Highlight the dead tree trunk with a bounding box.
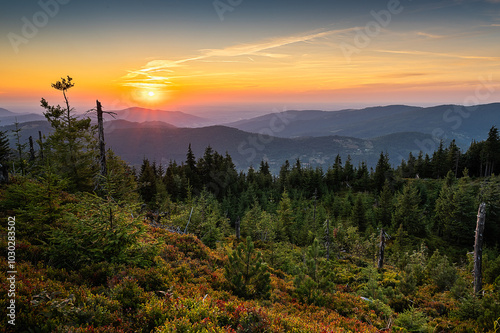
[377,228,386,270]
[474,202,486,296]
[28,136,35,161]
[235,216,241,240]
[96,100,107,178]
[38,131,44,161]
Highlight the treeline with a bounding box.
[131,126,500,257]
[1,76,500,258]
[138,127,500,208]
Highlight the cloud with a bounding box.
[120,28,349,90]
[416,32,444,39]
[201,30,338,58]
[375,49,500,61]
[381,72,429,78]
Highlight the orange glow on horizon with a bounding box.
[1,21,499,112]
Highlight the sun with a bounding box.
[148,91,155,97]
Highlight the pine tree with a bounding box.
[40,76,97,191]
[480,175,500,245]
[375,180,394,229]
[352,194,367,232]
[343,155,354,183]
[434,172,457,239]
[294,238,332,305]
[138,158,157,205]
[0,128,9,182]
[224,237,271,299]
[407,152,417,178]
[446,140,461,176]
[432,140,447,178]
[354,161,371,191]
[278,159,290,191]
[241,200,275,241]
[374,152,392,192]
[392,182,425,237]
[105,149,139,202]
[12,121,27,175]
[277,190,294,242]
[326,154,343,191]
[0,128,10,163]
[484,126,500,176]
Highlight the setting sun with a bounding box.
[148,91,155,97]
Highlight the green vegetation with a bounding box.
[1,78,500,332]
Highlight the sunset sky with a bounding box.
[1,0,500,119]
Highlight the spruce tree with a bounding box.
[432,140,447,178]
[484,126,500,176]
[224,237,271,299]
[375,180,394,229]
[138,158,158,205]
[392,182,425,237]
[277,190,294,242]
[40,76,97,191]
[294,238,332,305]
[0,128,10,163]
[434,172,457,239]
[0,127,11,182]
[374,152,392,192]
[351,194,367,232]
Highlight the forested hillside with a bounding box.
[1,78,500,332]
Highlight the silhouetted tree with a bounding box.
[40,76,97,191]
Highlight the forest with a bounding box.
[1,77,500,332]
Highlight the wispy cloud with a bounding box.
[120,28,350,90]
[201,30,337,58]
[416,32,444,39]
[380,72,429,78]
[375,49,500,61]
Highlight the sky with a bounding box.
[1,0,500,120]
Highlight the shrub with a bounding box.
[425,250,457,292]
[109,277,148,311]
[47,193,154,269]
[394,306,430,332]
[224,237,271,299]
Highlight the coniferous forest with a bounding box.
[1,78,500,332]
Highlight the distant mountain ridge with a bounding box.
[104,124,434,172]
[1,119,433,172]
[0,108,16,116]
[1,103,498,173]
[225,103,500,147]
[0,108,45,125]
[107,107,211,128]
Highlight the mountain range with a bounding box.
[106,107,212,127]
[0,118,435,173]
[1,103,498,173]
[225,103,500,148]
[0,108,46,125]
